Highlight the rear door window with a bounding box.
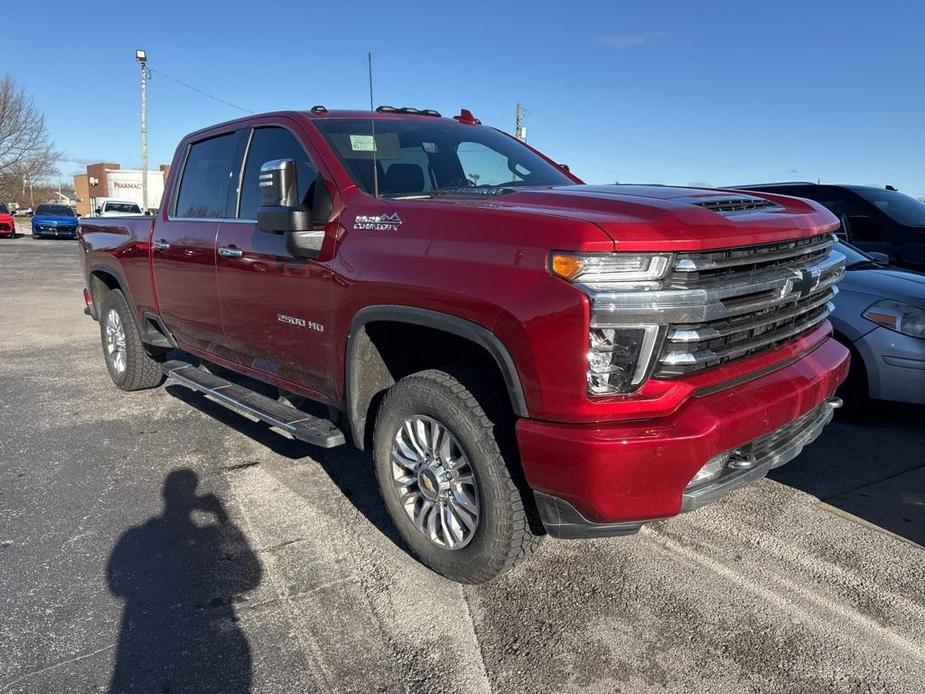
[174,132,239,218]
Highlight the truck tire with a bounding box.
[98,289,164,391]
[373,368,542,583]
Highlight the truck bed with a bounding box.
[78,216,157,328]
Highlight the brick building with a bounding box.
[73,163,170,216]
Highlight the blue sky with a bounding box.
[7,0,925,195]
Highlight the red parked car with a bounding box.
[0,203,15,237]
[77,107,849,582]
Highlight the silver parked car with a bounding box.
[831,242,925,407]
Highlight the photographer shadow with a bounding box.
[107,469,262,693]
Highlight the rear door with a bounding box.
[152,130,242,354]
[214,123,336,397]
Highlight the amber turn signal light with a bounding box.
[550,253,582,280]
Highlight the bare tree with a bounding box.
[0,73,58,177]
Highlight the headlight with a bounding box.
[551,252,671,395]
[862,299,925,338]
[587,325,662,394]
[550,252,670,290]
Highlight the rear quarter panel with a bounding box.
[78,217,157,325]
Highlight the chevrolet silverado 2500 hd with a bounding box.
[78,107,849,583]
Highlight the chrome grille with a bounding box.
[589,233,845,381]
[671,233,833,283]
[653,234,842,377]
[656,288,835,376]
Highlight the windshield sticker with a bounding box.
[349,134,377,152]
[422,142,438,153]
[354,212,402,231]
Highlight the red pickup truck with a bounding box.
[78,107,849,582]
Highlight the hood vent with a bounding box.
[692,197,777,215]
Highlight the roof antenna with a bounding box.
[368,51,379,199]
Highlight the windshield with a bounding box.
[854,188,925,227]
[34,204,75,217]
[0,203,9,214]
[106,202,142,213]
[314,117,574,197]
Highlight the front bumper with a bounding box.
[517,336,849,537]
[854,326,925,405]
[33,226,77,239]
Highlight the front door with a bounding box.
[215,124,335,397]
[152,130,241,354]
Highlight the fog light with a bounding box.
[687,453,729,489]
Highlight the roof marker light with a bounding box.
[454,108,481,125]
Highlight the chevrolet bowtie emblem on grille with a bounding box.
[786,267,821,299]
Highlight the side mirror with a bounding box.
[95,207,102,215]
[256,158,331,259]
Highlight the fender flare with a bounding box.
[88,262,137,316]
[345,305,529,449]
[88,263,176,348]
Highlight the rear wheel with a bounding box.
[99,289,164,391]
[373,368,542,583]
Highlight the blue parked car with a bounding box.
[831,241,925,409]
[31,203,79,239]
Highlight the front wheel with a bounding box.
[373,369,542,583]
[98,289,164,391]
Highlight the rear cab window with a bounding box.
[107,202,142,214]
[173,132,240,218]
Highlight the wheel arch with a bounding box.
[345,305,529,450]
[88,263,175,349]
[88,263,126,308]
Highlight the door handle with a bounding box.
[152,239,170,253]
[218,245,244,259]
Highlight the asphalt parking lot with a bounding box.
[1,235,924,693]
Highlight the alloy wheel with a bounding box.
[104,308,127,374]
[390,415,481,550]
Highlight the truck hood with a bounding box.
[839,266,925,309]
[450,184,839,252]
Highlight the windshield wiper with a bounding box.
[382,186,516,200]
[430,186,515,197]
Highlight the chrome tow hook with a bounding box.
[825,396,844,409]
[726,451,759,470]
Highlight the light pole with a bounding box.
[136,49,149,213]
[515,103,527,142]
